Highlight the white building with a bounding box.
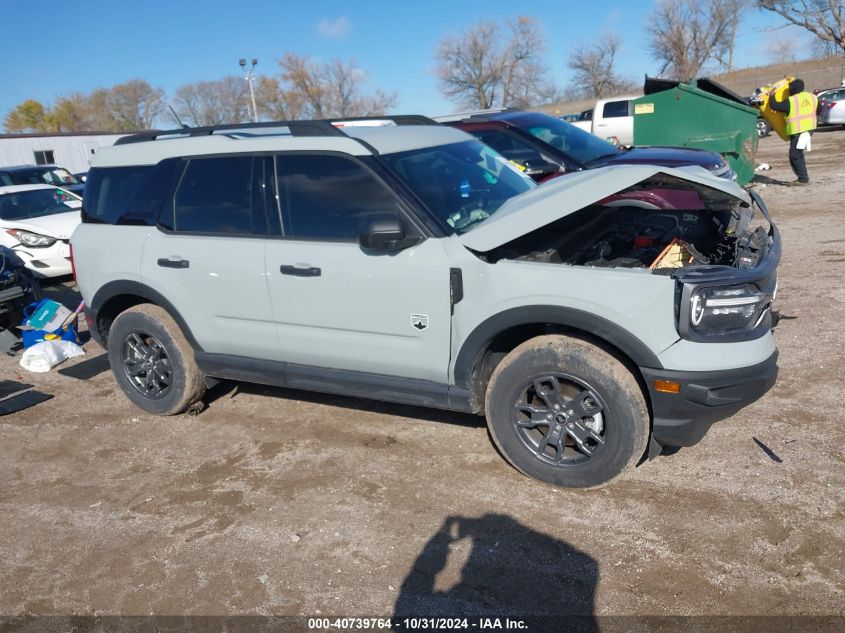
[0,132,128,174]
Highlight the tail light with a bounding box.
[69,242,76,283]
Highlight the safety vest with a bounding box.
[785,92,818,136]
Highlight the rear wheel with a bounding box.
[485,335,649,488]
[107,304,205,415]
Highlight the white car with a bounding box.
[0,184,81,277]
[818,88,844,126]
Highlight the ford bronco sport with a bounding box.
[71,119,779,488]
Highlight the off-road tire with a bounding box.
[485,335,649,488]
[107,304,205,415]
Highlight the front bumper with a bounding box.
[640,351,778,448]
[10,244,72,278]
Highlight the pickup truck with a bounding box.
[571,96,638,146]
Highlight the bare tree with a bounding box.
[173,76,250,126]
[435,16,559,109]
[766,37,801,62]
[105,80,164,129]
[49,93,98,132]
[568,32,638,98]
[263,53,396,119]
[5,83,163,133]
[278,53,329,118]
[254,76,306,121]
[758,0,845,53]
[648,0,745,80]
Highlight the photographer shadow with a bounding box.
[394,514,597,630]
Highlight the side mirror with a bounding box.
[359,213,419,252]
[521,159,561,180]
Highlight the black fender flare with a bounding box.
[452,305,664,391]
[89,280,203,351]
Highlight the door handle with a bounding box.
[280,264,321,277]
[157,257,190,269]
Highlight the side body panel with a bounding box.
[264,238,452,382]
[140,229,276,359]
[71,224,148,307]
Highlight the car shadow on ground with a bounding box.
[814,125,845,133]
[752,174,794,187]
[38,275,80,307]
[393,513,598,630]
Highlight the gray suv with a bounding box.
[71,119,780,488]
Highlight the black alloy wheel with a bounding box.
[122,331,172,399]
[513,373,607,466]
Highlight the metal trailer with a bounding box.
[0,132,127,174]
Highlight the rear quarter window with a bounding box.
[83,160,176,225]
[602,100,630,118]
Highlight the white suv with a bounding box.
[71,119,780,488]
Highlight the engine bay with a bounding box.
[481,191,771,272]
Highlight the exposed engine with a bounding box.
[482,197,769,272]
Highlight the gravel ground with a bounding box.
[0,130,843,622]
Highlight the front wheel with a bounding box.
[107,304,205,415]
[485,335,649,488]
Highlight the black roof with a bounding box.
[0,164,65,173]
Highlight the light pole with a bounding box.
[239,58,258,123]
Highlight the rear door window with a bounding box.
[172,156,256,234]
[274,154,405,241]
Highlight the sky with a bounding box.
[0,0,822,126]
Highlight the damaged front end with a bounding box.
[462,167,780,343]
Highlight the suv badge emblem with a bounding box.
[411,314,429,331]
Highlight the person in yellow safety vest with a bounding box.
[769,78,818,185]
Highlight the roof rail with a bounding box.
[114,119,346,145]
[114,115,441,146]
[330,115,439,126]
[433,108,517,123]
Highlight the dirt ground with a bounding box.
[0,130,843,623]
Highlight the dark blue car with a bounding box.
[0,165,86,195]
[443,110,736,182]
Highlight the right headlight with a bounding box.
[688,284,768,336]
[5,229,57,248]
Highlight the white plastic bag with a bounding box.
[796,131,812,151]
[20,340,85,373]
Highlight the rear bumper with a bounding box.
[640,351,778,447]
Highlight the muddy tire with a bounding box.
[485,335,649,489]
[107,304,205,415]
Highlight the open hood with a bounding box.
[457,164,750,253]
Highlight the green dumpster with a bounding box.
[633,77,758,185]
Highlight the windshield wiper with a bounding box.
[583,152,620,167]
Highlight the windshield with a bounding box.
[380,140,536,233]
[11,167,79,187]
[0,188,81,221]
[510,112,621,166]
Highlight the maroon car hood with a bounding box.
[603,146,723,170]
